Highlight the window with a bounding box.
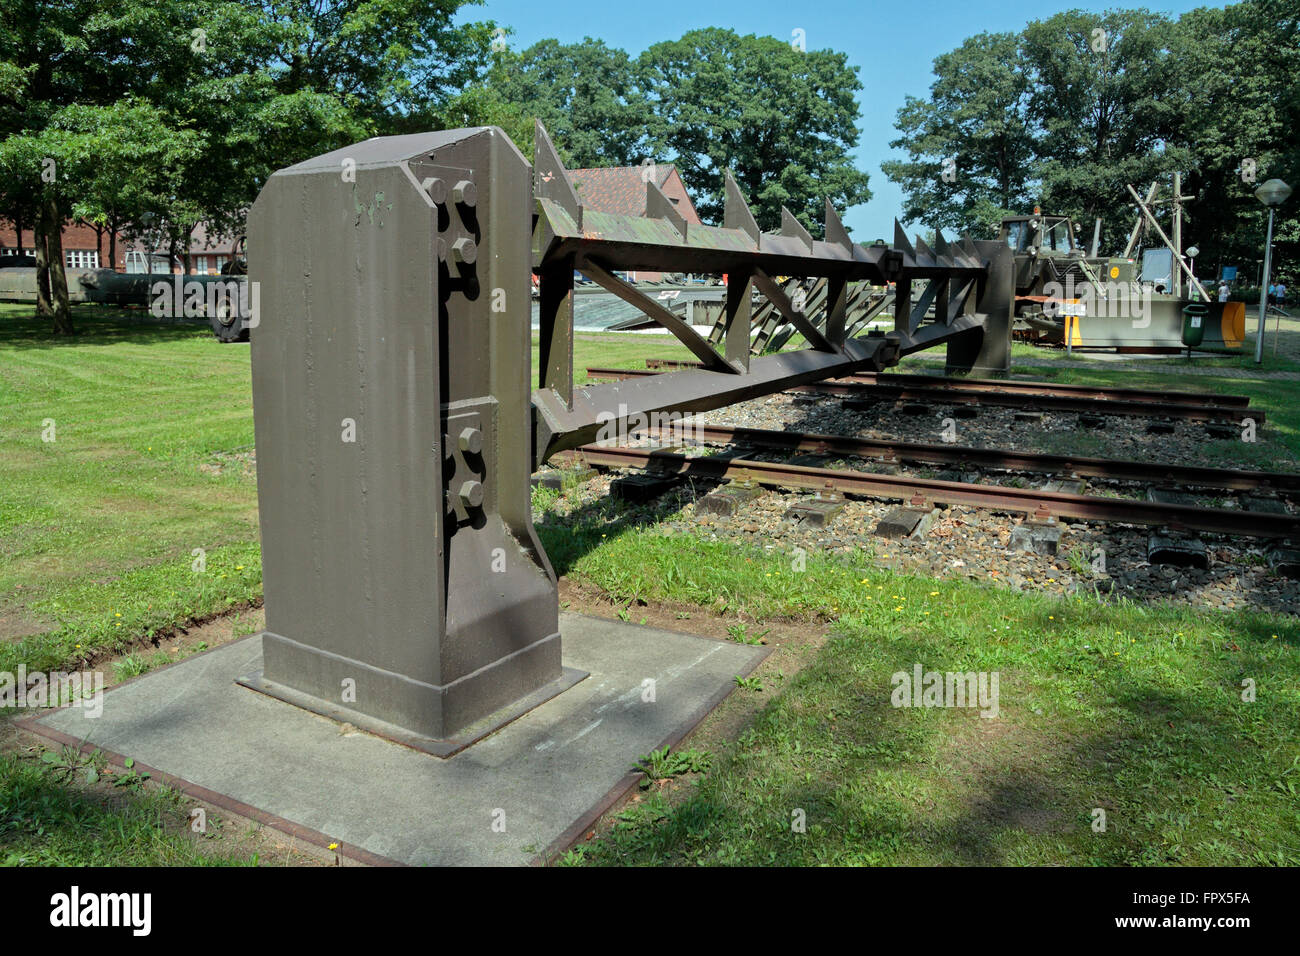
[195,255,209,274]
[1005,221,1027,251]
[64,250,100,269]
[125,251,148,274]
[215,256,227,271]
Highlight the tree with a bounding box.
[487,38,647,167]
[885,1,1299,268]
[1163,0,1300,275]
[637,28,870,234]
[0,0,500,331]
[881,32,1036,235]
[1020,9,1189,245]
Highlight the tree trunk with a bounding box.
[14,214,23,257]
[44,198,74,335]
[108,213,118,272]
[33,201,54,322]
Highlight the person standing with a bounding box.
[1278,280,1288,309]
[1218,281,1230,302]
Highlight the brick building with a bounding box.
[0,219,125,270]
[0,219,240,274]
[569,163,703,281]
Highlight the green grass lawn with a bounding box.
[2,304,1298,866]
[543,533,1299,865]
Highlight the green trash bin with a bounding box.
[1182,304,1208,349]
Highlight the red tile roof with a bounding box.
[569,164,700,223]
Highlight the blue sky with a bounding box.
[462,0,1223,240]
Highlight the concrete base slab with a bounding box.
[1147,486,1198,507]
[532,464,597,492]
[1011,520,1062,556]
[24,613,766,867]
[1043,479,1086,495]
[611,473,681,502]
[1242,495,1289,515]
[784,495,845,527]
[695,480,762,518]
[1148,533,1208,569]
[1266,545,1300,578]
[876,506,927,538]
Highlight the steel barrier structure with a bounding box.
[243,122,1014,752]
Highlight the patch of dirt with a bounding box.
[0,608,55,643]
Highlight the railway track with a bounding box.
[641,358,1249,408]
[564,433,1299,540]
[584,366,1261,424]
[658,422,1300,493]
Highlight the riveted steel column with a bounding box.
[246,128,566,750]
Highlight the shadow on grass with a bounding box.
[0,304,216,349]
[575,619,1299,866]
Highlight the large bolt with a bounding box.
[452,237,477,265]
[424,177,448,205]
[457,480,484,509]
[453,180,477,207]
[458,427,483,455]
[436,237,447,262]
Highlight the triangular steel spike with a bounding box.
[825,200,852,251]
[646,180,687,238]
[781,206,814,251]
[533,120,581,225]
[959,233,981,266]
[724,170,760,242]
[914,234,936,264]
[893,220,914,257]
[933,228,950,260]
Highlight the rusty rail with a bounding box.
[654,422,1300,493]
[571,444,1299,538]
[585,367,1261,424]
[642,358,1250,408]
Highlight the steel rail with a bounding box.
[585,367,1261,423]
[571,444,1299,538]
[640,359,1250,408]
[651,422,1300,492]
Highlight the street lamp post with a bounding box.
[1255,179,1292,364]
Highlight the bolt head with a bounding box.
[452,237,477,265]
[457,480,484,509]
[453,180,477,207]
[458,427,483,455]
[424,177,448,205]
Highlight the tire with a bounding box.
[210,309,249,343]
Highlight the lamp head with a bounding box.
[1255,179,1292,207]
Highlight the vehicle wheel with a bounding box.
[210,310,249,342]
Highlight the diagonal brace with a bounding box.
[752,268,836,352]
[578,258,741,373]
